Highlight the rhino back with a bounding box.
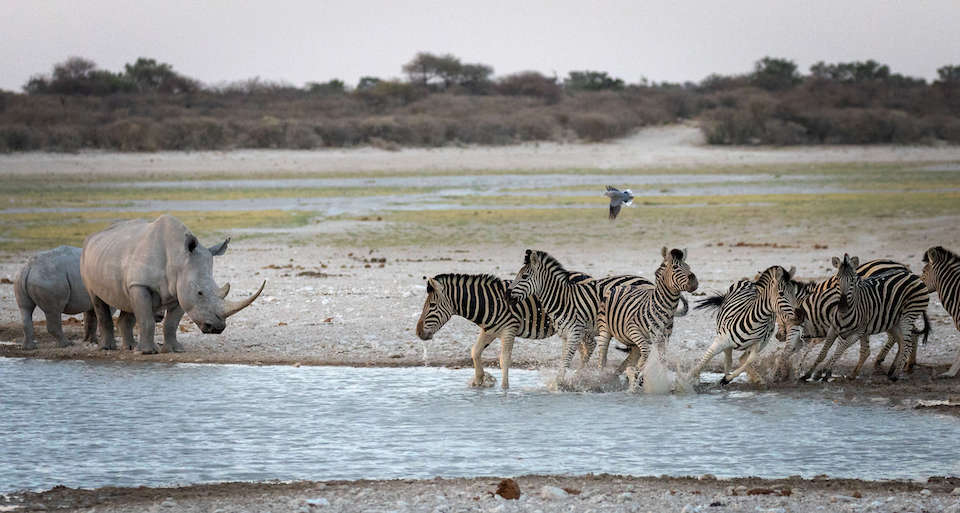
[20,246,91,314]
[82,217,182,311]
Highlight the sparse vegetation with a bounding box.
[2,54,959,152]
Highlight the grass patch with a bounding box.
[0,210,313,251]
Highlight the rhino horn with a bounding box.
[218,282,231,299]
[224,280,265,318]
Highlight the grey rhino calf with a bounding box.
[14,246,96,349]
[81,215,264,354]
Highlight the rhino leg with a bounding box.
[19,304,37,350]
[43,310,72,348]
[118,311,137,351]
[92,295,117,350]
[161,305,186,353]
[82,310,97,343]
[131,286,160,354]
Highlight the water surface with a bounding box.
[1,358,958,493]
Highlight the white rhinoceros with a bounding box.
[14,246,96,349]
[81,215,264,354]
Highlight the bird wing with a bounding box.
[605,185,619,192]
[609,203,622,220]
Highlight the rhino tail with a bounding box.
[13,261,34,311]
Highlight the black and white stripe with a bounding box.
[595,247,699,376]
[688,265,797,385]
[782,257,928,381]
[416,273,553,389]
[506,249,656,378]
[921,246,960,377]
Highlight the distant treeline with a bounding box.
[1,54,959,152]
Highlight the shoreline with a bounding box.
[4,474,959,512]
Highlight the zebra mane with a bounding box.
[924,246,958,264]
[430,273,506,295]
[532,250,585,284]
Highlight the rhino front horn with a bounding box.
[224,280,266,318]
[218,282,231,299]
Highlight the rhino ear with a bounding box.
[208,237,230,257]
[186,234,199,253]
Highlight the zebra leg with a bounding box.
[579,335,596,368]
[499,332,515,390]
[723,348,733,375]
[721,343,760,385]
[873,332,896,373]
[849,335,871,380]
[596,329,613,369]
[803,330,838,381]
[687,334,732,384]
[469,331,496,387]
[557,327,584,383]
[816,333,859,381]
[887,325,912,382]
[943,348,960,378]
[615,345,641,375]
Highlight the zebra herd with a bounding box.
[415,245,960,390]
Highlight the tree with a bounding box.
[123,57,198,94]
[306,79,345,94]
[356,76,382,90]
[810,60,890,83]
[24,56,135,95]
[401,52,493,92]
[937,65,960,84]
[563,71,625,91]
[750,57,801,91]
[497,71,561,102]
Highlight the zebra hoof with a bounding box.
[718,376,731,386]
[887,373,899,383]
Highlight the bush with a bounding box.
[497,72,562,103]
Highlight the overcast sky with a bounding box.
[2,0,958,92]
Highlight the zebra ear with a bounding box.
[524,249,532,265]
[661,246,668,259]
[787,266,796,279]
[831,256,841,268]
[426,278,442,294]
[850,256,860,268]
[682,248,688,260]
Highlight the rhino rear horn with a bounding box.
[224,280,266,318]
[218,282,231,298]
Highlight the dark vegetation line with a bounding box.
[1,54,959,153]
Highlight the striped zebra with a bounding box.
[595,247,698,377]
[782,256,929,381]
[505,249,662,380]
[416,273,554,389]
[687,265,797,385]
[921,246,960,377]
[776,259,913,379]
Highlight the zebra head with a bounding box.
[656,247,698,293]
[921,246,953,293]
[507,249,547,305]
[416,276,455,340]
[757,265,798,328]
[832,253,860,314]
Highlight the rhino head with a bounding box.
[176,233,264,334]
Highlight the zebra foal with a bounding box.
[595,247,698,377]
[416,273,555,389]
[921,246,960,377]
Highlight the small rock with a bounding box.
[725,486,736,496]
[540,485,569,500]
[920,489,932,496]
[681,504,702,513]
[160,498,177,508]
[953,487,960,495]
[496,478,521,500]
[735,485,748,494]
[303,497,330,507]
[699,474,717,481]
[616,492,633,502]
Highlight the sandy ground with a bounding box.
[2,127,960,511]
[3,124,960,178]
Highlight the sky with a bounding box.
[2,0,959,92]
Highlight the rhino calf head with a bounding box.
[177,233,264,333]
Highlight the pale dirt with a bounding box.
[2,126,960,512]
[3,124,960,178]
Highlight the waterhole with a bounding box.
[1,358,958,492]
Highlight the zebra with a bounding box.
[921,246,960,377]
[781,256,929,381]
[505,249,666,381]
[687,265,797,386]
[416,273,555,389]
[595,247,698,378]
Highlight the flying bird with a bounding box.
[603,185,634,220]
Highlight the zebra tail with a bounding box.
[694,293,725,312]
[912,311,931,346]
[675,295,690,317]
